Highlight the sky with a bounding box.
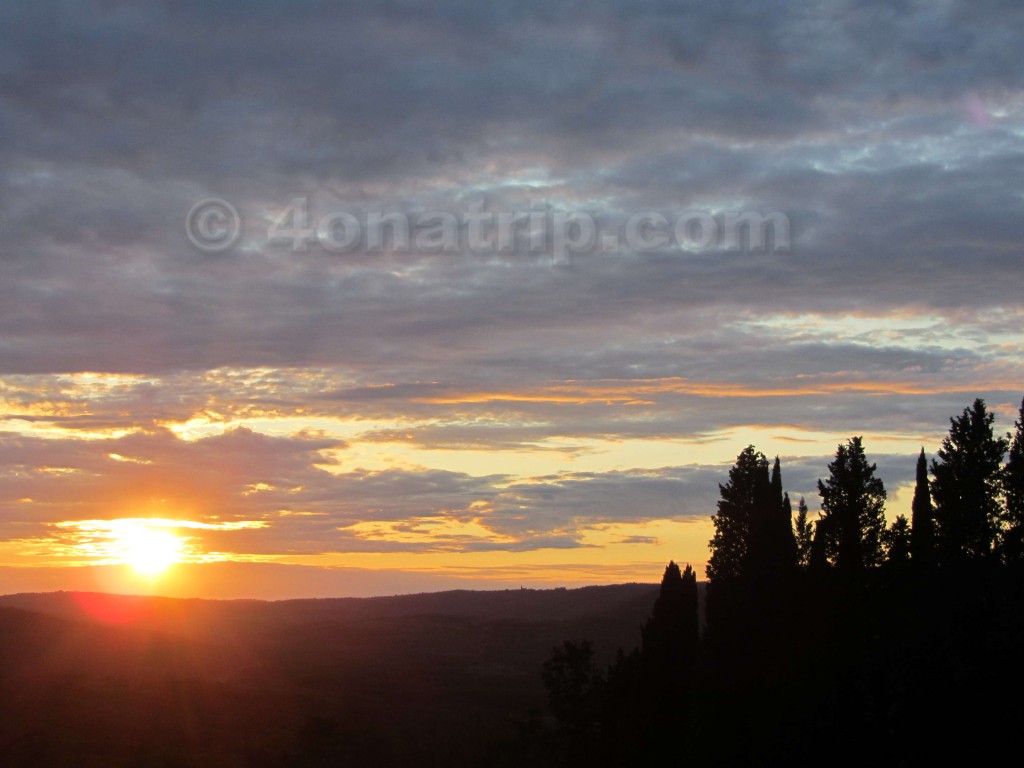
[1,0,1023,599]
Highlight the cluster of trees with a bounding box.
[712,397,1024,586]
[527,397,1024,767]
[525,561,701,766]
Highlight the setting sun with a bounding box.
[118,524,185,576]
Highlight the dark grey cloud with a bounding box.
[1,0,1022,570]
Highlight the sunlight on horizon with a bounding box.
[118,525,185,576]
[49,518,201,577]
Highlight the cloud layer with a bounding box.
[1,1,1022,592]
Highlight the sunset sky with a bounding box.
[2,1,1023,598]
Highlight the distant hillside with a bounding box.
[0,582,660,619]
[0,583,713,670]
[0,583,667,766]
[0,583,663,645]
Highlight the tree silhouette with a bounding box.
[541,640,604,742]
[745,456,798,579]
[1002,397,1024,563]
[882,514,911,568]
[680,563,698,650]
[931,399,1008,565]
[589,561,702,766]
[641,561,699,688]
[772,460,799,571]
[708,446,772,586]
[794,496,814,569]
[817,437,887,574]
[706,447,803,693]
[531,396,1024,768]
[910,448,934,568]
[808,515,830,573]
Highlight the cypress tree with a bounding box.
[680,563,699,656]
[708,446,771,585]
[745,455,798,579]
[808,516,830,573]
[782,490,798,567]
[771,458,798,571]
[910,448,934,568]
[707,446,772,640]
[882,514,911,568]
[632,561,701,762]
[931,399,1008,565]
[1002,397,1024,563]
[817,437,887,574]
[794,496,814,569]
[641,561,699,676]
[771,457,784,509]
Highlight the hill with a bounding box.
[0,583,661,766]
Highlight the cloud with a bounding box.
[0,422,765,559]
[1,1,1022,582]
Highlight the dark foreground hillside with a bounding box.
[0,584,658,767]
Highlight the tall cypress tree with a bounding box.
[708,446,771,585]
[1001,397,1024,563]
[910,448,934,568]
[708,449,801,687]
[808,516,830,573]
[680,563,699,656]
[782,490,796,568]
[771,457,784,508]
[707,446,772,638]
[794,496,814,569]
[642,561,699,672]
[817,436,887,574]
[931,399,1008,565]
[630,561,701,761]
[708,450,800,595]
[745,455,798,579]
[771,458,798,571]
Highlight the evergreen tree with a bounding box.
[882,514,911,567]
[1002,397,1024,563]
[808,516,830,573]
[748,457,799,577]
[707,446,775,641]
[931,399,1008,564]
[817,436,887,574]
[707,448,802,687]
[680,563,699,654]
[910,448,934,568]
[781,490,797,568]
[707,446,772,585]
[794,496,814,569]
[710,449,798,588]
[541,640,604,739]
[770,458,798,571]
[641,561,699,687]
[771,457,784,513]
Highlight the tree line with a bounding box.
[513,397,1024,767]
[713,397,1024,583]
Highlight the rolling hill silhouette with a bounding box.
[0,584,660,766]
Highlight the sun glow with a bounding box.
[47,517,268,576]
[118,524,185,576]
